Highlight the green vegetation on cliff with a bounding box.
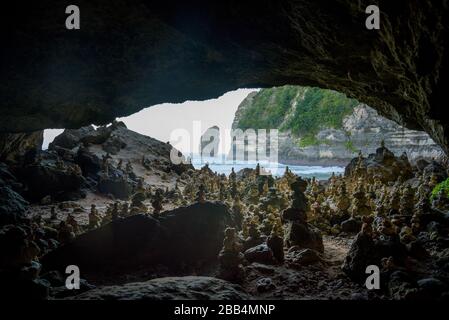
[234,86,358,146]
[431,178,449,200]
[236,86,301,130]
[283,87,358,136]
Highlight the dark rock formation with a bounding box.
[97,176,134,200]
[244,244,276,265]
[41,202,232,277]
[19,162,86,202]
[266,233,284,263]
[284,221,324,253]
[0,186,28,226]
[345,145,413,183]
[0,224,50,299]
[74,148,102,180]
[0,162,29,225]
[286,247,322,266]
[1,1,448,157]
[0,162,24,192]
[69,276,250,300]
[341,217,362,234]
[50,126,107,150]
[0,132,43,165]
[342,232,379,282]
[49,123,193,199]
[342,232,407,283]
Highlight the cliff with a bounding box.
[232,87,444,165]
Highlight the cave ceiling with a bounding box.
[1,0,448,153]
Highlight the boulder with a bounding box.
[0,162,24,192]
[342,232,407,282]
[69,276,249,300]
[284,221,323,253]
[341,217,362,234]
[41,202,232,277]
[97,176,135,200]
[342,232,379,282]
[416,278,447,298]
[267,234,284,263]
[345,146,414,183]
[19,162,86,202]
[50,126,110,150]
[286,247,322,266]
[74,148,102,180]
[388,271,418,300]
[374,236,407,262]
[0,224,40,269]
[0,163,13,182]
[244,244,276,265]
[0,186,28,226]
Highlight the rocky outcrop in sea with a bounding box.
[200,126,220,158]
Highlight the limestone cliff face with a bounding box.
[232,88,444,165]
[278,105,443,165]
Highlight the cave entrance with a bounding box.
[42,84,444,181]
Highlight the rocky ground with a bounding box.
[1,124,449,300]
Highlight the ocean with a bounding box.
[190,155,344,180]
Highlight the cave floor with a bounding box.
[30,201,377,299]
[240,236,374,300]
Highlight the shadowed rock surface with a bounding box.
[69,276,250,300]
[0,186,29,226]
[345,145,414,183]
[1,1,448,155]
[0,132,43,165]
[41,202,232,278]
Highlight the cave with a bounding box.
[2,1,448,153]
[1,0,449,303]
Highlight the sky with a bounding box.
[43,88,258,153]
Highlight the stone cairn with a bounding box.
[282,177,324,253]
[218,227,245,283]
